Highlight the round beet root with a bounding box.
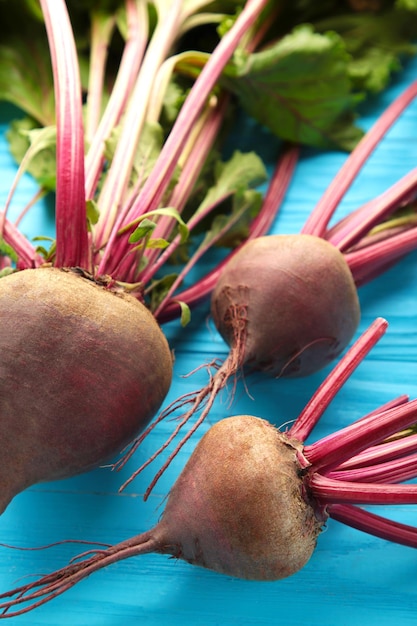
[0,267,172,512]
[211,234,361,377]
[0,415,324,617]
[157,414,322,580]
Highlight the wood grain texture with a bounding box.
[1,56,417,626]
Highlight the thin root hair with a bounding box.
[120,364,233,498]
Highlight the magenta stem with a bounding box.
[40,0,90,270]
[335,431,417,472]
[345,224,417,285]
[84,11,115,143]
[85,0,148,200]
[1,218,40,268]
[301,79,417,238]
[288,318,388,442]
[310,474,417,505]
[328,504,417,548]
[327,451,417,484]
[327,166,417,252]
[138,96,229,287]
[305,398,417,473]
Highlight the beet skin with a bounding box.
[0,267,172,512]
[211,234,361,377]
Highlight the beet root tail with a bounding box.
[119,354,240,499]
[0,532,157,618]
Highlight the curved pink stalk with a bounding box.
[344,224,417,285]
[327,166,417,252]
[302,78,417,237]
[334,431,417,472]
[288,317,388,442]
[326,452,417,484]
[85,0,148,200]
[1,218,40,268]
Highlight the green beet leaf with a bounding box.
[221,24,364,150]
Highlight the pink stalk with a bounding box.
[326,452,417,484]
[328,504,417,548]
[335,432,417,471]
[93,0,183,249]
[344,225,417,285]
[84,11,116,143]
[108,95,228,285]
[288,318,388,442]
[97,0,271,276]
[301,78,417,238]
[155,143,299,323]
[1,218,40,269]
[85,0,148,200]
[310,474,417,505]
[140,96,229,282]
[326,167,417,252]
[40,0,90,270]
[304,399,417,473]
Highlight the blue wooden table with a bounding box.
[1,55,417,626]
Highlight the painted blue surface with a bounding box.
[1,55,417,626]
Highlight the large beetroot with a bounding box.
[0,266,172,513]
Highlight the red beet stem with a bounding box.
[310,474,417,505]
[335,431,417,471]
[40,0,90,270]
[85,0,147,199]
[326,166,417,252]
[301,78,417,238]
[344,224,417,285]
[305,399,417,473]
[328,504,417,548]
[288,317,388,441]
[326,451,417,484]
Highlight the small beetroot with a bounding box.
[211,233,361,378]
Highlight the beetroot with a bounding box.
[0,266,172,513]
[1,319,417,616]
[211,233,360,377]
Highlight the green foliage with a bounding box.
[222,25,364,150]
[6,119,56,191]
[0,238,18,263]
